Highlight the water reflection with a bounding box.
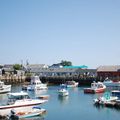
[58,95,69,105]
[20,116,45,120]
[0,94,8,105]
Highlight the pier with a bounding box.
[40,76,96,86]
[0,75,26,84]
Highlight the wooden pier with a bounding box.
[0,75,26,84]
[40,76,96,86]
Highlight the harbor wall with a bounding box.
[0,75,97,86]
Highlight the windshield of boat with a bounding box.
[0,82,4,86]
[8,94,30,100]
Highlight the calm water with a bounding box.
[0,85,120,120]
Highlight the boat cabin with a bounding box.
[7,91,30,103]
[91,82,104,89]
[31,76,42,85]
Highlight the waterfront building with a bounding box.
[97,65,120,81]
[49,63,63,68]
[26,64,49,72]
[29,67,96,78]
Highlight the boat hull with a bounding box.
[16,108,46,118]
[67,83,79,88]
[0,99,47,116]
[58,89,69,96]
[0,85,11,94]
[84,88,105,94]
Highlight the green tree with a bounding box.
[13,64,22,70]
[60,60,72,66]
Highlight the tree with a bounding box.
[60,60,72,66]
[13,64,22,70]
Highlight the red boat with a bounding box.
[84,82,106,94]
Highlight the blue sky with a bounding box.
[0,0,120,68]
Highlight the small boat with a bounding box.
[111,90,120,98]
[58,84,69,97]
[66,81,78,88]
[37,95,50,100]
[103,77,120,88]
[0,91,47,116]
[58,89,69,97]
[9,106,46,119]
[84,82,106,94]
[27,76,47,91]
[0,81,11,94]
[94,92,118,105]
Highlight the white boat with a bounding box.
[103,78,120,87]
[94,92,118,105]
[111,90,120,99]
[58,89,69,97]
[84,82,106,94]
[27,76,47,91]
[0,81,11,94]
[9,106,46,119]
[66,81,78,88]
[0,91,47,115]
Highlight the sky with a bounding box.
[0,0,120,68]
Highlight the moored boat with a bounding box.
[0,91,47,115]
[84,82,106,94]
[9,106,46,119]
[103,78,120,88]
[58,84,69,97]
[27,76,47,91]
[58,89,69,97]
[66,81,78,88]
[37,95,50,100]
[0,81,11,94]
[94,91,118,105]
[112,90,120,98]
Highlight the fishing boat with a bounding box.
[111,90,120,98]
[58,84,69,97]
[94,92,118,105]
[9,106,46,119]
[0,81,11,94]
[37,95,50,100]
[66,81,78,88]
[103,78,120,88]
[84,82,106,94]
[27,76,47,91]
[0,91,47,115]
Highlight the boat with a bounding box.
[9,106,46,119]
[94,92,118,105]
[37,95,50,100]
[58,84,69,97]
[66,81,78,88]
[0,91,47,115]
[58,89,69,97]
[84,82,106,94]
[111,90,120,98]
[103,77,120,88]
[0,81,11,94]
[27,76,47,91]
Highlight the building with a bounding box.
[29,66,96,78]
[26,64,49,72]
[49,63,63,68]
[97,65,120,81]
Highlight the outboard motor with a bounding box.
[9,109,19,120]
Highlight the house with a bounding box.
[2,64,14,75]
[97,65,120,80]
[49,63,63,68]
[26,64,49,72]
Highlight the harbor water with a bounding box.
[0,85,120,120]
